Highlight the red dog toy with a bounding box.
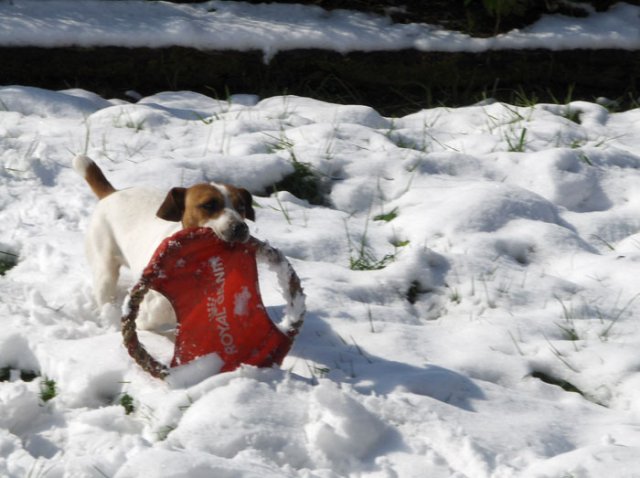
[121,228,305,379]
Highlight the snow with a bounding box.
[3,83,640,476]
[1,7,640,476]
[0,1,639,60]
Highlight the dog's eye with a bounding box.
[200,200,220,212]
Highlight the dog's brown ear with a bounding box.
[240,188,255,221]
[157,187,186,222]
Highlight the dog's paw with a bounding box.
[98,302,121,330]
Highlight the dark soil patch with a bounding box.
[1,46,638,116]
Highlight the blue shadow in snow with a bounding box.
[280,307,485,413]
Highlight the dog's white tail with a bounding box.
[73,155,116,200]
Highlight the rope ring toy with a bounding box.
[121,229,305,379]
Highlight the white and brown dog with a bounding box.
[73,155,255,330]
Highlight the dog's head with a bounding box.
[156,183,255,243]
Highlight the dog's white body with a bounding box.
[85,188,180,305]
[74,155,254,330]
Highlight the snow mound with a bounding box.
[2,87,640,476]
[0,85,110,118]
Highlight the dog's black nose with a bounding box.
[231,222,249,241]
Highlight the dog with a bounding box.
[73,155,255,330]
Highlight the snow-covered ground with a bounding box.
[2,85,640,477]
[1,3,640,476]
[1,0,639,60]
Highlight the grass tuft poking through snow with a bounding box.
[269,160,324,205]
[119,393,135,415]
[0,250,18,276]
[39,377,57,403]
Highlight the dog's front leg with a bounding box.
[89,252,121,306]
[85,222,123,307]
